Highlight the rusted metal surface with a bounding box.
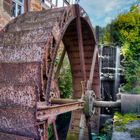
[50,98,81,104]
[63,10,100,137]
[44,121,49,140]
[0,85,38,108]
[37,101,84,121]
[0,85,39,138]
[0,132,33,140]
[0,4,100,140]
[87,45,98,90]
[0,62,41,85]
[75,4,86,81]
[52,121,59,140]
[0,43,46,62]
[0,108,38,138]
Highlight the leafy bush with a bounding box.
[58,55,72,98]
[111,4,140,93]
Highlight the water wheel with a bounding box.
[0,4,100,140]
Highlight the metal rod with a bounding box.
[93,100,121,108]
[50,98,121,108]
[89,46,98,82]
[50,98,80,104]
[55,47,66,79]
[44,120,48,140]
[37,102,84,121]
[75,5,86,81]
[52,121,59,140]
[87,45,98,90]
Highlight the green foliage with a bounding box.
[114,112,140,132]
[54,45,72,98]
[58,55,72,98]
[114,112,139,127]
[114,112,140,138]
[111,4,140,93]
[102,24,111,44]
[99,24,111,44]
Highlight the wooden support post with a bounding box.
[75,5,86,81]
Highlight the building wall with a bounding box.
[0,0,42,30]
[30,0,42,11]
[0,0,74,30]
[0,0,11,30]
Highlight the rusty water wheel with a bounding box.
[42,14,101,140]
[0,4,100,140]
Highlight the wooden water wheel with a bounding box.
[0,4,100,140]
